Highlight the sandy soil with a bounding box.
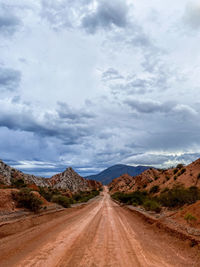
[0,188,199,267]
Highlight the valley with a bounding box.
[0,187,199,267]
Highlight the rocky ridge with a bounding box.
[0,160,50,187]
[109,158,200,194]
[0,160,102,193]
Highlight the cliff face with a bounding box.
[0,160,102,193]
[108,159,200,194]
[50,167,89,192]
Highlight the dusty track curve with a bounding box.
[0,188,199,266]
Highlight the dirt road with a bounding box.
[0,188,199,267]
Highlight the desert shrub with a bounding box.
[112,191,148,206]
[52,195,71,208]
[161,187,169,193]
[184,213,197,224]
[143,200,161,213]
[149,185,160,194]
[143,184,147,189]
[197,173,200,179]
[180,168,186,175]
[73,190,99,203]
[12,188,42,212]
[38,187,53,202]
[11,178,26,188]
[165,176,170,181]
[176,164,184,169]
[154,176,158,181]
[159,185,200,208]
[174,176,177,180]
[173,169,178,175]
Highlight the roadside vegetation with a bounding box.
[8,177,101,212]
[12,188,42,212]
[111,184,200,213]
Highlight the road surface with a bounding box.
[0,187,199,266]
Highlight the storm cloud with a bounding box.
[0,5,21,35]
[0,67,21,91]
[82,0,128,33]
[0,0,199,177]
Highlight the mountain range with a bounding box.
[108,158,200,194]
[85,164,150,184]
[0,160,102,193]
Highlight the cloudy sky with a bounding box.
[0,0,200,177]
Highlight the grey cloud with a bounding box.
[0,100,93,145]
[125,99,168,113]
[183,2,200,29]
[111,79,150,95]
[57,102,95,121]
[130,34,152,48]
[82,0,128,33]
[0,6,21,35]
[123,152,200,168]
[41,0,92,30]
[102,68,124,81]
[125,99,197,116]
[108,53,173,97]
[0,67,21,91]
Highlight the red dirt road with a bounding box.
[0,188,199,267]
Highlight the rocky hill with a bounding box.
[0,160,102,193]
[51,167,102,192]
[0,160,50,187]
[109,159,200,194]
[86,164,150,184]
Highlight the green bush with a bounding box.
[112,191,148,206]
[161,187,169,193]
[39,187,53,202]
[149,185,160,194]
[143,200,161,213]
[12,188,42,212]
[176,164,184,169]
[184,213,197,224]
[173,169,178,175]
[159,185,200,208]
[180,168,186,175]
[11,178,26,188]
[73,190,99,203]
[52,195,71,208]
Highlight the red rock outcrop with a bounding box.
[109,158,200,194]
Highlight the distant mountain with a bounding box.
[85,164,151,184]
